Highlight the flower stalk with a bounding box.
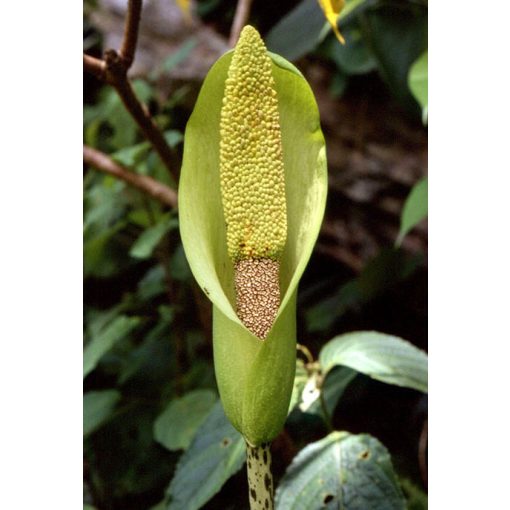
[246,442,274,510]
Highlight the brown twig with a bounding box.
[229,0,254,47]
[119,0,143,68]
[83,0,178,183]
[83,145,178,208]
[83,54,106,81]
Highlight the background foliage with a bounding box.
[84,0,428,508]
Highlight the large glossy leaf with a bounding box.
[83,390,121,437]
[166,401,246,510]
[396,177,428,247]
[275,431,405,510]
[83,315,140,378]
[179,47,327,445]
[319,331,427,393]
[409,50,428,124]
[154,389,217,451]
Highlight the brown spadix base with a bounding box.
[234,258,280,340]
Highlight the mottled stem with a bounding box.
[246,442,274,510]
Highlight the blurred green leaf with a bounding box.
[150,38,198,80]
[339,0,371,20]
[329,71,348,97]
[409,50,428,124]
[166,401,246,510]
[84,221,129,278]
[164,130,184,148]
[321,24,376,75]
[169,244,192,282]
[111,141,151,168]
[117,311,175,386]
[148,501,166,510]
[137,265,167,301]
[400,478,428,510]
[307,248,422,333]
[396,177,428,246]
[84,390,121,437]
[319,331,428,393]
[84,177,127,234]
[130,214,179,259]
[266,0,327,61]
[154,389,217,451]
[84,315,141,377]
[83,176,134,278]
[275,431,405,509]
[86,406,176,499]
[84,80,153,149]
[359,2,427,114]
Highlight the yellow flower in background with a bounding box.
[176,0,192,23]
[318,0,346,44]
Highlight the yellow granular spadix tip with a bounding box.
[219,25,287,262]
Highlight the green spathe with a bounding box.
[179,46,327,445]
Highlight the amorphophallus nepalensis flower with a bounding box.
[179,25,327,508]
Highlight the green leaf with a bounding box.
[169,244,192,282]
[148,501,166,510]
[164,130,184,148]
[319,331,428,393]
[400,478,428,510]
[129,214,179,259]
[339,0,371,21]
[154,389,217,451]
[359,3,427,115]
[320,23,376,75]
[86,80,153,149]
[290,360,356,420]
[111,141,151,168]
[179,47,327,445]
[275,431,405,510]
[306,249,421,334]
[137,265,167,301]
[150,38,198,80]
[396,177,428,246]
[409,50,428,124]
[83,390,121,438]
[83,315,140,377]
[307,366,357,417]
[117,308,174,385]
[265,0,327,61]
[166,401,246,510]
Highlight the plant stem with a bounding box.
[119,0,143,68]
[246,442,274,510]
